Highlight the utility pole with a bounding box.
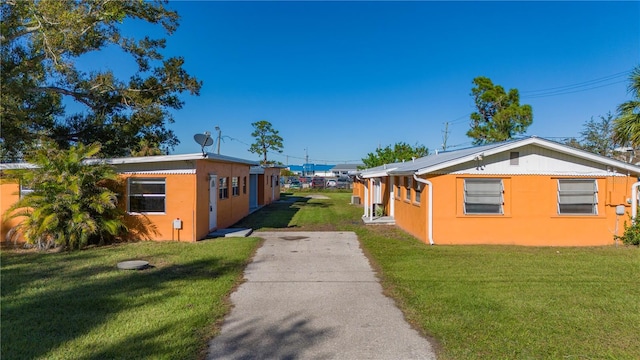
[304,148,309,176]
[442,122,449,151]
[215,126,221,154]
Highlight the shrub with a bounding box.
[616,215,640,246]
[5,142,126,250]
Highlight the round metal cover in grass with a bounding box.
[117,260,149,270]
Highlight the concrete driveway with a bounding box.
[207,231,436,359]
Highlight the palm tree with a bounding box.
[613,66,640,146]
[5,142,126,250]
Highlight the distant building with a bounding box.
[287,164,335,177]
[331,164,363,177]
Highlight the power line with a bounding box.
[521,70,630,94]
[520,69,631,98]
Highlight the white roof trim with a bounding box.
[119,169,196,175]
[442,171,628,177]
[361,167,398,178]
[102,152,258,166]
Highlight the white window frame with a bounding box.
[128,178,166,214]
[464,178,504,215]
[405,177,412,202]
[19,182,34,199]
[557,179,598,215]
[219,177,229,199]
[414,182,422,204]
[232,177,239,196]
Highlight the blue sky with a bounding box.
[126,1,639,165]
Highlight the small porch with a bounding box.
[362,215,395,225]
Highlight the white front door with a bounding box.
[373,178,382,204]
[209,175,217,230]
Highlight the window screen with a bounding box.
[232,177,239,196]
[405,177,412,201]
[219,177,229,199]
[128,178,166,213]
[464,178,503,214]
[557,179,597,215]
[19,182,34,199]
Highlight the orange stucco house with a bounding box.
[250,164,284,211]
[354,137,640,246]
[1,152,281,243]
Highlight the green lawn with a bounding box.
[248,192,640,359]
[3,192,639,359]
[1,238,260,359]
[356,227,640,359]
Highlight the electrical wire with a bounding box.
[520,70,631,98]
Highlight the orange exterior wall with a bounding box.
[1,159,253,244]
[119,173,198,242]
[122,160,251,242]
[259,168,281,206]
[353,180,366,202]
[352,178,391,214]
[395,174,633,246]
[1,180,23,242]
[393,176,428,241]
[193,161,251,240]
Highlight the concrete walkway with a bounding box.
[207,231,436,360]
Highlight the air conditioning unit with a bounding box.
[351,195,361,205]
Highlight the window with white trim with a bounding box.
[395,177,401,198]
[219,177,229,199]
[557,179,597,215]
[20,182,34,199]
[232,177,239,196]
[405,177,412,201]
[464,178,504,214]
[128,178,166,213]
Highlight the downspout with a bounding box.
[390,176,395,217]
[362,176,369,218]
[369,178,374,222]
[632,182,640,219]
[414,174,434,245]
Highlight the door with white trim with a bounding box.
[373,178,382,204]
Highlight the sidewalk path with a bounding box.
[207,231,436,359]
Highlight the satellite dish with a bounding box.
[194,132,213,156]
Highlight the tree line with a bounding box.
[364,67,639,167]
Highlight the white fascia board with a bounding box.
[100,153,205,165]
[99,152,258,166]
[361,167,398,178]
[205,153,260,165]
[415,137,640,176]
[0,163,38,170]
[119,169,196,175]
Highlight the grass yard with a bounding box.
[356,226,640,359]
[1,238,260,359]
[3,192,638,359]
[246,192,640,359]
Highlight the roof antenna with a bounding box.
[193,131,213,157]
